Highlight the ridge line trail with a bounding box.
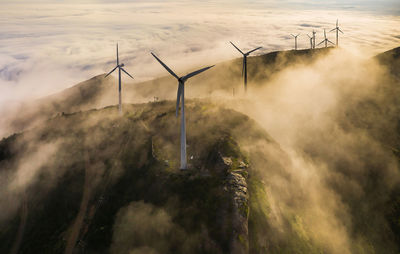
[64,151,93,254]
[10,193,28,254]
[64,122,139,253]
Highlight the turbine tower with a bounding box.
[291,34,300,50]
[312,30,317,49]
[317,29,334,48]
[307,34,313,49]
[330,19,344,47]
[230,42,261,93]
[151,52,214,170]
[105,43,134,115]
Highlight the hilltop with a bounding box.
[0,100,287,254]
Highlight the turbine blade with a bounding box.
[339,28,344,34]
[336,19,338,27]
[329,28,336,32]
[116,43,119,65]
[230,41,244,55]
[105,66,118,78]
[290,34,295,37]
[317,40,325,46]
[121,68,134,79]
[307,34,311,38]
[246,46,262,55]
[151,52,179,80]
[182,65,215,81]
[176,83,183,117]
[328,39,335,45]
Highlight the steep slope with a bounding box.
[0,101,285,254]
[375,46,400,78]
[1,46,400,254]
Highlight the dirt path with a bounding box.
[64,126,138,253]
[64,152,92,254]
[10,194,28,254]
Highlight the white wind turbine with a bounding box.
[230,42,262,93]
[151,52,214,170]
[307,34,313,49]
[312,30,317,49]
[317,29,335,48]
[330,19,344,47]
[105,43,134,115]
[291,34,300,50]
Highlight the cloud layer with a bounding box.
[0,1,399,109]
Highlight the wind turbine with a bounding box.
[151,52,214,170]
[312,30,317,49]
[330,19,344,47]
[104,43,134,115]
[317,29,335,48]
[306,34,313,49]
[230,42,262,93]
[291,34,300,50]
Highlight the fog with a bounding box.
[227,48,400,253]
[0,1,399,108]
[1,1,400,253]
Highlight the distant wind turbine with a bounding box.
[330,19,344,47]
[291,34,300,50]
[312,30,317,49]
[151,52,214,170]
[317,29,335,48]
[105,43,134,115]
[230,42,261,93]
[306,34,313,49]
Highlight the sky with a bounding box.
[0,0,399,106]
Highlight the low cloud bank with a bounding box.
[0,1,399,109]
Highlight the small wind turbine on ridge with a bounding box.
[230,41,262,93]
[317,29,334,48]
[104,43,134,115]
[151,52,214,170]
[330,19,344,47]
[312,30,317,49]
[291,34,300,50]
[307,34,313,49]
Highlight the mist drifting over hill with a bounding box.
[1,0,400,253]
[0,45,400,253]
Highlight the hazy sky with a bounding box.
[0,0,399,105]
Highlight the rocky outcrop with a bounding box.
[214,150,250,254]
[227,166,249,254]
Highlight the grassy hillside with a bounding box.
[375,46,400,79]
[0,101,285,254]
[1,46,400,253]
[1,97,400,253]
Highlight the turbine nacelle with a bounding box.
[229,41,261,56]
[119,63,125,67]
[151,52,214,116]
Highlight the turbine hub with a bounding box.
[120,63,125,67]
